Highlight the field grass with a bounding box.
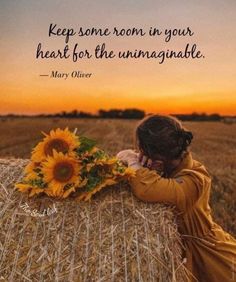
[0,117,235,236]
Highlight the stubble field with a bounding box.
[0,117,235,236]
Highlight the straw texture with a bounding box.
[0,159,188,282]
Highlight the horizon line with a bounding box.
[0,110,235,118]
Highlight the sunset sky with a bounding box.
[1,0,236,115]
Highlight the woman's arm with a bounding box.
[117,149,207,211]
[130,167,205,212]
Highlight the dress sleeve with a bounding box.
[129,167,207,211]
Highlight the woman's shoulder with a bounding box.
[193,159,211,182]
[176,158,212,189]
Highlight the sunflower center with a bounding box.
[44,139,69,156]
[53,161,75,182]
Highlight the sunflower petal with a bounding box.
[29,188,44,197]
[15,183,32,192]
[62,186,76,198]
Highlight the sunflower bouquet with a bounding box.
[15,128,135,201]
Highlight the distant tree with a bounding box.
[98,108,145,119]
[174,112,222,122]
[60,111,67,117]
[122,109,145,119]
[56,110,93,118]
[209,113,222,121]
[78,111,94,118]
[71,110,78,117]
[98,109,123,118]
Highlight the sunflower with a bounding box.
[42,151,81,197]
[32,128,79,162]
[23,161,41,180]
[76,178,117,202]
[96,157,117,166]
[14,183,44,197]
[86,157,117,172]
[112,166,136,178]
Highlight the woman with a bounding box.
[117,114,236,282]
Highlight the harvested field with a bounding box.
[0,117,235,281]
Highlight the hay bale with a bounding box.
[0,159,188,281]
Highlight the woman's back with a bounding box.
[129,152,236,282]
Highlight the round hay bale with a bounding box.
[0,159,188,281]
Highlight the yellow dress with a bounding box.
[129,152,236,282]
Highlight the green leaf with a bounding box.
[93,149,107,159]
[77,136,96,154]
[85,174,103,191]
[28,178,46,188]
[117,166,125,173]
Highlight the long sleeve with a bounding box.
[129,167,207,212]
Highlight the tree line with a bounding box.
[35,109,224,121]
[1,109,232,121]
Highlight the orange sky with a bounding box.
[1,0,236,115]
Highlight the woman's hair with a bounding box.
[135,114,193,160]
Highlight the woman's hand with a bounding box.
[116,149,142,170]
[139,153,164,174]
[116,149,164,173]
